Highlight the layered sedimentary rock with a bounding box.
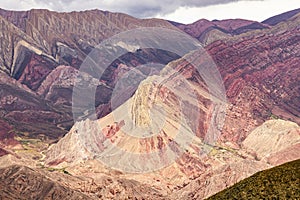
[0,8,180,138]
[45,10,300,199]
[0,165,91,200]
[262,8,300,25]
[0,163,171,200]
[0,120,19,148]
[0,8,177,75]
[0,7,300,200]
[0,71,71,139]
[1,7,298,140]
[45,53,220,171]
[176,18,269,45]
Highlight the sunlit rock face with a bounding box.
[242,119,300,165]
[46,53,220,172]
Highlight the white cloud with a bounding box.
[0,0,298,23]
[156,0,300,23]
[0,0,255,17]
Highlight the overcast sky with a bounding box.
[0,0,299,24]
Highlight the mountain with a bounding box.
[0,8,179,143]
[207,159,300,199]
[46,9,300,199]
[262,8,300,25]
[0,7,299,200]
[0,7,274,150]
[0,8,292,141]
[175,18,269,45]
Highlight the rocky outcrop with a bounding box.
[0,162,171,199]
[0,165,91,200]
[206,12,300,143]
[242,120,300,165]
[45,44,227,170]
[0,120,19,147]
[0,71,71,139]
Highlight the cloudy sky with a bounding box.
[0,0,299,23]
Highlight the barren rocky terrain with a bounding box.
[0,7,299,200]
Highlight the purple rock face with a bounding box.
[262,8,300,25]
[0,9,183,139]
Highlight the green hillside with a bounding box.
[207,159,300,199]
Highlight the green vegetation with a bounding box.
[46,167,72,176]
[270,113,280,120]
[207,159,300,200]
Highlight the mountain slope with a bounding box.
[0,163,172,199]
[0,71,71,141]
[262,8,300,25]
[176,18,269,45]
[0,165,91,200]
[0,8,180,139]
[207,159,300,199]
